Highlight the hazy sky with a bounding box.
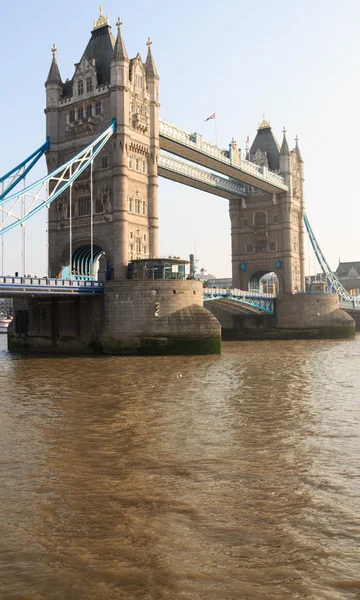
[1,0,359,277]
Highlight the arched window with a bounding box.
[86,78,93,93]
[254,211,267,227]
[78,80,84,96]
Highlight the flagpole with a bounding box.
[215,116,218,146]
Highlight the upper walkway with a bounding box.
[0,276,104,297]
[158,152,247,200]
[159,119,288,194]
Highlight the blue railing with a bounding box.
[203,287,275,314]
[0,276,103,295]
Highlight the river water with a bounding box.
[0,334,360,600]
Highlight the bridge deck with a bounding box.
[0,277,103,297]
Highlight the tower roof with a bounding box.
[111,17,128,62]
[83,22,116,84]
[250,116,280,171]
[46,44,62,86]
[145,37,159,78]
[63,13,115,97]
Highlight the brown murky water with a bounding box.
[0,335,360,599]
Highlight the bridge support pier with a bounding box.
[205,293,355,340]
[8,280,221,355]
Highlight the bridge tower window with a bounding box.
[78,80,84,96]
[95,101,101,116]
[95,196,104,213]
[135,198,141,214]
[254,211,267,227]
[86,78,93,93]
[255,238,268,253]
[100,155,109,170]
[246,243,254,254]
[128,197,134,212]
[78,195,91,216]
[86,104,92,118]
[69,110,75,123]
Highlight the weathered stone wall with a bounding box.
[8,280,221,355]
[276,293,355,337]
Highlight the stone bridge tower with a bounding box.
[45,7,159,280]
[230,118,306,294]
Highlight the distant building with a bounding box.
[206,278,232,288]
[0,298,13,316]
[336,262,360,295]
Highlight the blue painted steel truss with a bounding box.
[0,120,116,236]
[203,288,275,314]
[0,139,50,201]
[304,214,359,304]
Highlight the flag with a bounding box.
[205,113,216,122]
[245,134,249,144]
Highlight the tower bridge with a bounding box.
[0,7,356,353]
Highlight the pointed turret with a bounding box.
[279,127,291,176]
[295,136,304,163]
[111,17,128,63]
[45,44,62,87]
[145,38,159,78]
[280,128,290,156]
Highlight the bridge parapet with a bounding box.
[0,276,103,296]
[203,287,275,314]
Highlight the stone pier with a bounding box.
[8,280,221,355]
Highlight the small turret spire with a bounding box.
[111,16,128,62]
[46,43,62,86]
[280,126,290,155]
[145,37,159,78]
[295,135,304,163]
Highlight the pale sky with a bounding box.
[1,0,359,278]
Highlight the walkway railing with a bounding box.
[159,119,288,192]
[0,276,103,295]
[159,153,247,197]
[203,287,275,314]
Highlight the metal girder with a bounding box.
[304,213,360,303]
[0,120,115,236]
[0,139,50,201]
[203,288,275,314]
